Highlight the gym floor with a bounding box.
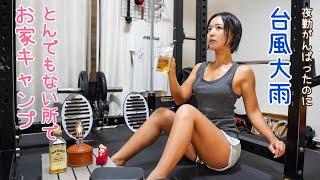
[18,125,320,180]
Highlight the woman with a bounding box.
[111,12,286,179]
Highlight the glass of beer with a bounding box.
[156,44,173,73]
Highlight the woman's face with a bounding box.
[207,16,231,52]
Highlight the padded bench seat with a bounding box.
[90,167,144,180]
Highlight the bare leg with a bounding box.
[111,107,197,166]
[147,104,231,179]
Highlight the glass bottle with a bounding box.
[49,126,67,174]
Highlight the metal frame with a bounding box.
[1,0,318,179]
[195,0,207,64]
[284,0,310,179]
[173,0,183,77]
[0,0,16,151]
[0,0,18,179]
[0,150,17,180]
[311,75,320,87]
[147,0,156,113]
[173,0,207,76]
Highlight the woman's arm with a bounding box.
[239,66,286,158]
[168,58,201,105]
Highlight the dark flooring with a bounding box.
[16,125,320,180]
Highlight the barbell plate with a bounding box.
[177,67,198,108]
[177,67,192,85]
[78,71,90,97]
[96,71,108,100]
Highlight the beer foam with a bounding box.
[160,46,173,57]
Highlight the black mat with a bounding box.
[18,125,320,180]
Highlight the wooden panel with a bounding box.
[42,148,116,180]
[92,148,99,157]
[87,153,103,172]
[72,166,91,180]
[58,166,76,180]
[41,154,60,180]
[106,156,116,167]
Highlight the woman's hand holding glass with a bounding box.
[156,44,174,73]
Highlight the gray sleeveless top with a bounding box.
[193,61,240,138]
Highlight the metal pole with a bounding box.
[0,0,18,179]
[196,0,207,64]
[150,0,155,93]
[86,0,91,74]
[97,0,101,72]
[284,0,310,179]
[0,0,16,151]
[173,0,183,77]
[91,0,98,76]
[147,0,156,113]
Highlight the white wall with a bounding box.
[182,0,320,139]
[15,0,88,124]
[99,0,174,115]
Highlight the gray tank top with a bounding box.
[193,61,240,138]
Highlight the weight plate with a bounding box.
[177,67,197,108]
[96,71,108,100]
[78,71,90,97]
[178,67,192,85]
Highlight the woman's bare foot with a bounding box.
[110,156,126,166]
[147,171,167,180]
[146,176,167,180]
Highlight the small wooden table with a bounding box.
[41,148,116,180]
